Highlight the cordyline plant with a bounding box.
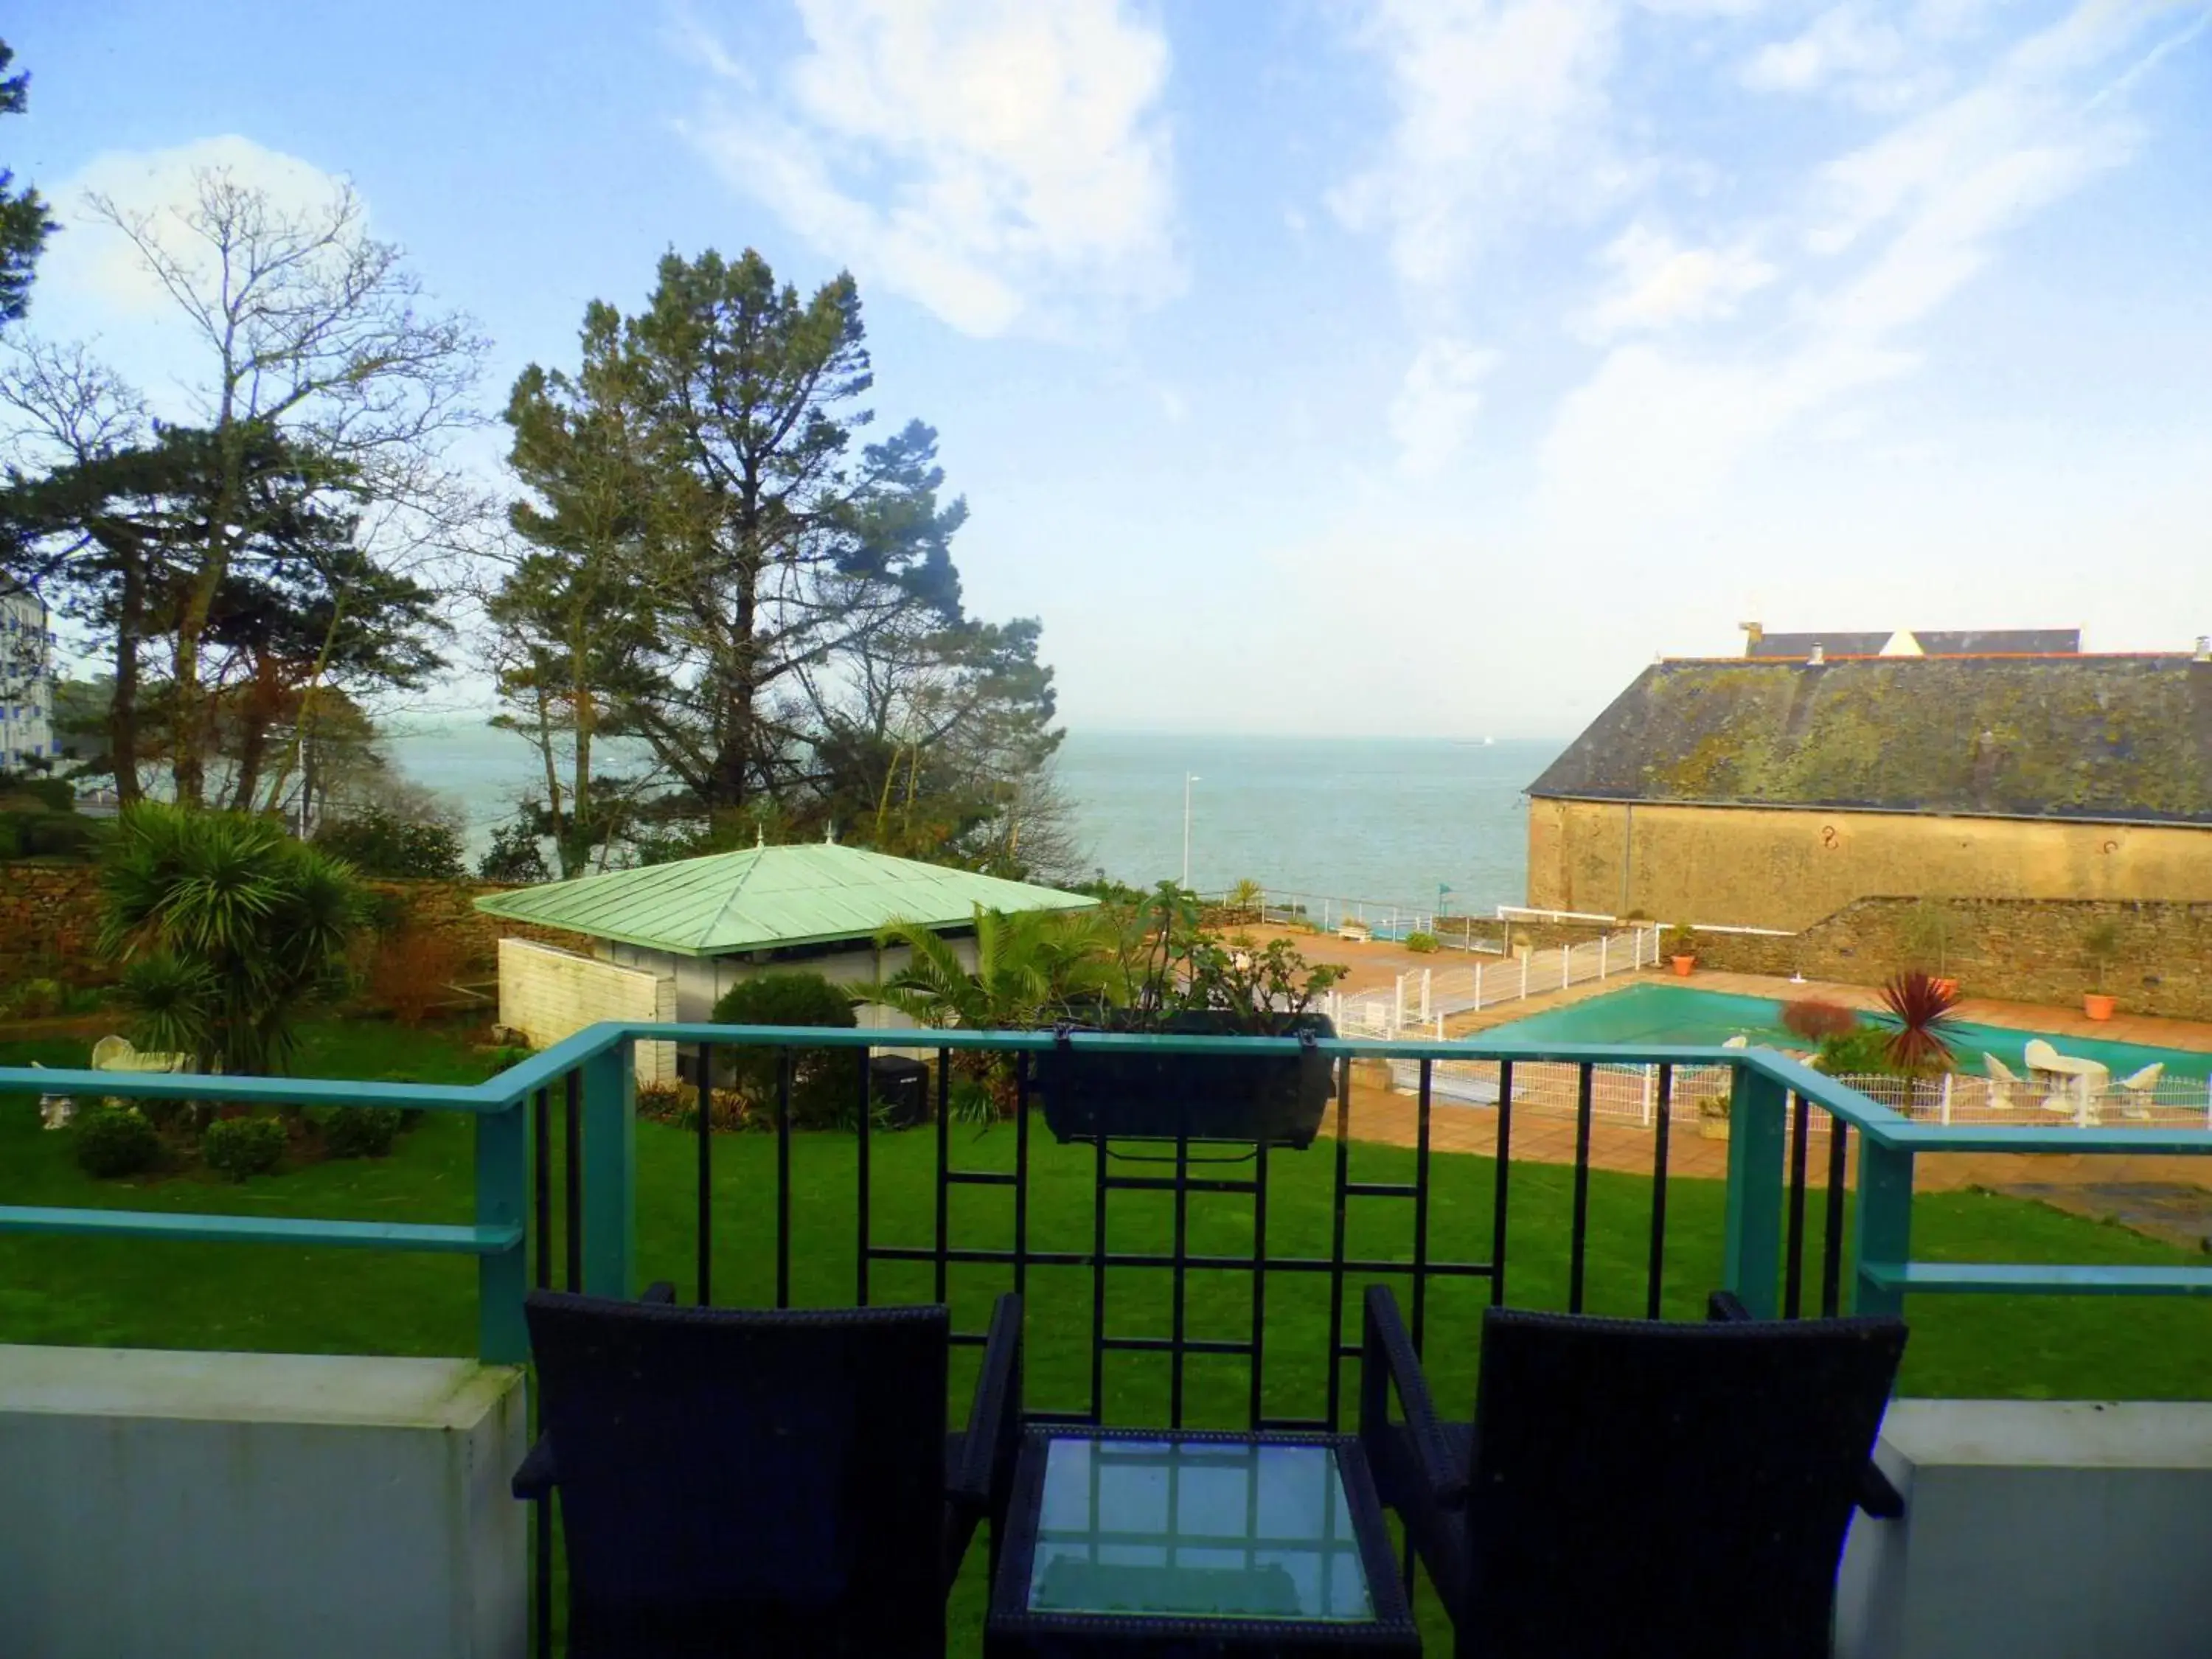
[1874,970,1960,1080]
[98,804,367,1076]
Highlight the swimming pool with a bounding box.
[1478,983,2212,1081]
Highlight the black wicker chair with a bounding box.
[1360,1286,1906,1659]
[516,1284,1023,1658]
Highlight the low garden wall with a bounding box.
[0,865,569,987]
[1693,896,2212,1022]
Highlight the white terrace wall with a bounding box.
[0,1347,527,1659]
[496,938,675,1084]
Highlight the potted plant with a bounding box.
[1039,883,1348,1149]
[1695,1090,1731,1141]
[1664,925,1700,977]
[2080,921,2121,1021]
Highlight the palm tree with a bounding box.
[100,803,367,1075]
[872,905,1124,1032]
[872,906,1124,1119]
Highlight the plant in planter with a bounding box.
[1664,925,1700,976]
[1695,1091,1732,1141]
[1039,881,1349,1149]
[2080,921,2122,1020]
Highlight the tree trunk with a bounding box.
[108,539,145,807]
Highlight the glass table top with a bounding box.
[1026,1437,1375,1624]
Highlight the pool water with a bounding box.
[1479,983,2212,1081]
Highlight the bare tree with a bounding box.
[81,167,487,804]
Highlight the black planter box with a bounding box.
[1037,1014,1338,1150]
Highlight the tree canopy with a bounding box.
[0,41,55,325]
[491,248,1073,880]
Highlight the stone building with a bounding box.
[1526,645,2212,931]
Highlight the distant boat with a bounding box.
[1483,736,1496,746]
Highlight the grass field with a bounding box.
[7,1017,2212,1650]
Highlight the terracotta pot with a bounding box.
[1670,955,1697,978]
[1933,977,1960,999]
[2083,992,2116,1022]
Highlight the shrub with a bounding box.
[1814,1026,1900,1077]
[0,976,67,1020]
[74,1106,159,1178]
[709,973,859,1129]
[202,1116,288,1180]
[478,818,550,884]
[1781,999,1859,1042]
[323,1105,404,1158]
[1663,925,1700,957]
[316,807,467,880]
[369,928,465,1027]
[1404,931,1439,954]
[479,1045,534,1079]
[634,1080,748,1132]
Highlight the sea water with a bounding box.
[381,717,1561,914]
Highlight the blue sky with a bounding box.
[10,0,2211,737]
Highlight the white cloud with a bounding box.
[1537,0,2185,528]
[42,135,353,321]
[1330,0,1626,292]
[1581,223,1776,335]
[1388,335,1500,476]
[677,0,1180,338]
[1740,6,1907,99]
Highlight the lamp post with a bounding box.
[1182,773,1200,890]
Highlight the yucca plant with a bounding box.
[99,804,369,1076]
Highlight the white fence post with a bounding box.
[1600,935,1609,980]
[1520,956,1529,1000]
[1641,1064,1655,1127]
[1940,1071,1954,1127]
[1394,976,1405,1030]
[1420,969,1432,1023]
[1474,962,1484,1009]
[1560,945,1571,990]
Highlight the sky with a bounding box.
[8,0,2211,740]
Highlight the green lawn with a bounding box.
[7,1018,2212,1651]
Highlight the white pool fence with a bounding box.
[1326,925,1663,1037]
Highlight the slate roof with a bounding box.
[1529,655,2212,824]
[1746,628,2080,658]
[474,842,1098,956]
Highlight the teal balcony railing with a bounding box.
[7,1023,2212,1380]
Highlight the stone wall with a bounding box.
[1693,896,2212,1021]
[0,864,571,987]
[1528,796,2212,932]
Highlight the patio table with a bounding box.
[2031,1052,2110,1119]
[986,1426,1419,1658]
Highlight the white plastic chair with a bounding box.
[1981,1054,2020,1112]
[2117,1062,2165,1120]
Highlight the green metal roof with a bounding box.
[472,842,1098,957]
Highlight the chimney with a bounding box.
[1809,643,1826,666]
[2195,636,2211,663]
[1739,620,1764,655]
